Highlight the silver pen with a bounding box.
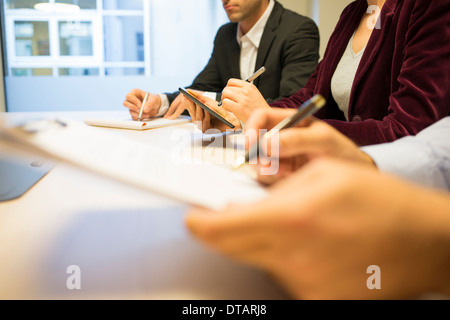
[137,92,149,122]
[218,66,266,107]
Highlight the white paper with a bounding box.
[84,116,191,130]
[1,119,267,210]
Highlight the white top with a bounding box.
[330,33,365,121]
[158,0,275,116]
[362,117,450,191]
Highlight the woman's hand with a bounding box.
[221,79,271,124]
[245,109,376,185]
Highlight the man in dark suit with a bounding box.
[124,0,319,121]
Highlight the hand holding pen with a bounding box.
[218,67,272,124]
[218,67,266,107]
[233,94,326,170]
[123,89,165,121]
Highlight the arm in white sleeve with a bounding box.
[202,91,220,101]
[154,94,170,117]
[362,117,450,191]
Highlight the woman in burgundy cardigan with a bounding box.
[187,0,450,146]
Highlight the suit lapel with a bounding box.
[226,23,241,79]
[253,2,282,87]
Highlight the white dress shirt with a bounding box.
[237,0,275,80]
[362,117,450,191]
[157,0,275,116]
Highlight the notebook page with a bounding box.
[84,116,191,130]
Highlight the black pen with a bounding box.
[218,66,266,107]
[232,94,326,170]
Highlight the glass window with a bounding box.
[103,0,143,10]
[6,0,46,9]
[14,21,50,56]
[105,67,145,76]
[2,0,229,111]
[150,0,225,77]
[59,68,99,76]
[57,0,97,10]
[59,21,93,56]
[12,68,53,76]
[104,16,144,62]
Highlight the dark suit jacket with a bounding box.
[166,1,319,104]
[271,0,450,146]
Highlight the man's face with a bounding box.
[222,0,265,23]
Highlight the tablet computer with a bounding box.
[179,88,235,129]
[0,153,53,202]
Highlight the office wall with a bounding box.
[0,29,5,113]
[278,0,311,16]
[316,0,350,58]
[278,0,351,58]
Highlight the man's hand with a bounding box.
[221,79,271,123]
[123,89,162,120]
[164,94,187,120]
[183,91,242,133]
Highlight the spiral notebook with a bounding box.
[84,116,191,130]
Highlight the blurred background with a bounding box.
[0,0,349,112]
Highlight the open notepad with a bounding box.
[84,116,191,130]
[0,118,267,210]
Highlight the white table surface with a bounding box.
[0,111,287,300]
